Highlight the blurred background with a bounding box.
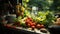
[0,0,60,15]
[0,0,60,34]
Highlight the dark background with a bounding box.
[0,0,22,15]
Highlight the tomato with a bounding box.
[29,18,32,21]
[30,23,34,26]
[36,24,41,28]
[29,21,32,24]
[31,26,35,29]
[29,19,32,22]
[30,22,36,26]
[40,24,44,28]
[32,23,36,26]
[26,20,30,23]
[25,21,31,25]
[28,22,36,26]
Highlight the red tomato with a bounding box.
[31,26,35,28]
[40,24,44,28]
[30,23,33,26]
[26,20,30,23]
[27,17,32,21]
[36,24,41,28]
[29,21,32,24]
[32,23,36,26]
[29,19,33,22]
[29,18,32,21]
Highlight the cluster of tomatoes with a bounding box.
[25,17,45,29]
